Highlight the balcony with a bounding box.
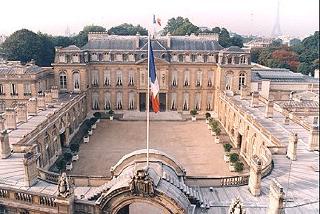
[10,93,18,96]
[24,92,32,96]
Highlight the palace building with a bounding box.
[0,33,319,214]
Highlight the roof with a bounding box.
[81,35,224,51]
[61,45,81,51]
[251,68,319,83]
[223,46,246,52]
[0,62,47,75]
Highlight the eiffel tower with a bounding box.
[272,0,282,37]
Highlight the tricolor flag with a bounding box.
[153,15,162,26]
[149,41,160,113]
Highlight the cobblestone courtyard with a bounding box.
[71,120,239,177]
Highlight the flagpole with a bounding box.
[146,31,150,168]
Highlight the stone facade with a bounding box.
[0,61,54,112]
[52,33,251,113]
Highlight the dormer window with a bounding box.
[203,55,208,63]
[240,56,246,64]
[123,54,128,62]
[178,54,184,62]
[191,54,196,62]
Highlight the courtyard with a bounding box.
[71,120,241,177]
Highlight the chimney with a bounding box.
[5,108,17,130]
[51,86,59,100]
[16,102,28,123]
[0,130,11,159]
[23,151,39,187]
[251,91,260,107]
[45,90,53,103]
[265,100,274,118]
[167,33,171,48]
[286,133,298,161]
[37,93,46,110]
[27,97,38,115]
[314,69,319,78]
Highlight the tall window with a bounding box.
[196,71,202,87]
[171,93,177,110]
[184,70,190,87]
[92,70,99,87]
[239,73,246,90]
[116,71,123,86]
[104,92,111,110]
[10,83,17,95]
[24,83,31,95]
[59,72,67,90]
[207,93,213,110]
[208,71,213,87]
[183,93,189,111]
[172,71,178,87]
[225,73,232,91]
[104,70,111,86]
[73,71,80,90]
[116,92,123,110]
[92,93,99,110]
[0,84,4,95]
[128,71,134,86]
[203,55,208,63]
[0,101,5,112]
[195,93,201,110]
[129,92,135,110]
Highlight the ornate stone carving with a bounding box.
[129,169,155,197]
[228,197,246,214]
[58,172,71,198]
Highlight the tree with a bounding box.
[297,62,312,75]
[2,29,45,65]
[73,25,106,47]
[108,23,147,35]
[163,17,199,36]
[229,35,243,48]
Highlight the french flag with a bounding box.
[149,41,160,113]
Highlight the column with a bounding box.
[267,179,285,214]
[286,133,298,161]
[248,155,262,196]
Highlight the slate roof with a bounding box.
[223,46,245,52]
[0,64,43,75]
[251,68,319,83]
[61,45,81,51]
[81,35,224,51]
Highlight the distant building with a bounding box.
[243,38,273,49]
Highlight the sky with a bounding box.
[0,0,318,38]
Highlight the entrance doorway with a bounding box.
[139,93,146,112]
[60,132,66,148]
[237,133,243,148]
[159,93,166,112]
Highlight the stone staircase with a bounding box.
[162,171,210,209]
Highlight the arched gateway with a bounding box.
[95,149,196,214]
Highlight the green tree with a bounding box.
[163,17,199,36]
[73,25,106,47]
[297,62,312,75]
[2,29,45,65]
[108,23,147,35]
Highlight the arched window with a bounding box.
[73,71,80,90]
[240,56,246,64]
[239,73,246,90]
[59,72,67,90]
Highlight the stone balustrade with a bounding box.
[0,186,57,210]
